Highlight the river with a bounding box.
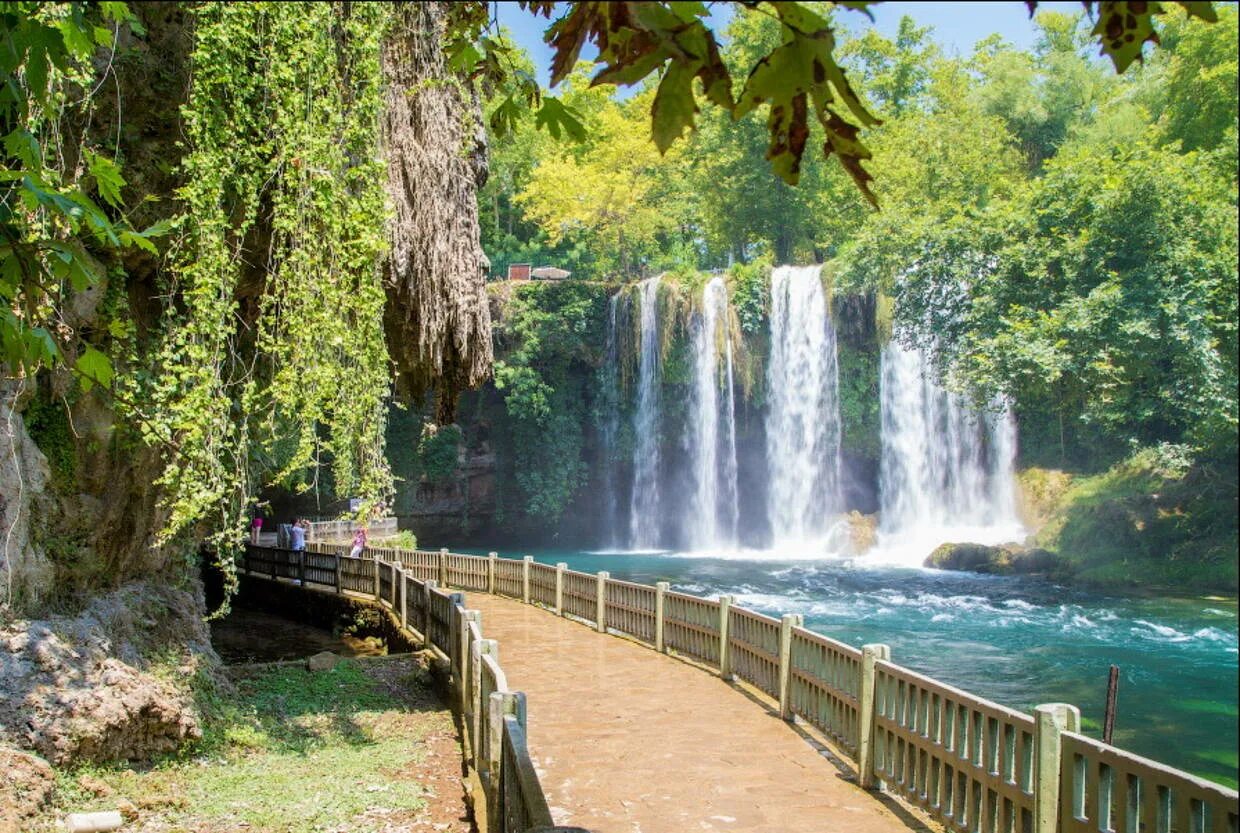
[467,547,1238,788]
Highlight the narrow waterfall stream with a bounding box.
[599,293,623,549]
[764,265,844,551]
[874,341,1025,564]
[628,277,662,550]
[684,277,739,550]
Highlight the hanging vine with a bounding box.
[122,2,394,583]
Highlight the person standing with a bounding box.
[290,519,306,553]
[349,526,367,558]
[250,515,263,545]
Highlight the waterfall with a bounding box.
[684,277,740,550]
[876,342,1024,563]
[599,294,622,549]
[628,277,662,550]
[765,265,844,551]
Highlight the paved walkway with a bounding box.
[465,594,928,833]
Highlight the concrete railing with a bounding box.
[272,544,1238,833]
[239,546,584,833]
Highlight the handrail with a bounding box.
[252,544,1238,833]
[239,545,585,833]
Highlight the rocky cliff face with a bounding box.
[1,381,54,610]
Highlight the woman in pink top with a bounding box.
[349,527,367,558]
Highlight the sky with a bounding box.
[494,1,1087,90]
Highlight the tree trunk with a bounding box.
[380,2,493,423]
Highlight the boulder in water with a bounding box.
[925,542,1059,575]
[841,511,878,556]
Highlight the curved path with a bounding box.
[465,593,930,833]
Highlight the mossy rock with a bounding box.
[925,542,1059,575]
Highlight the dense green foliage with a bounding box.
[487,5,1238,469]
[139,3,392,566]
[0,2,162,382]
[490,281,611,524]
[467,6,1236,586]
[2,3,1234,596]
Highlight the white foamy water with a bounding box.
[684,277,740,550]
[628,277,662,550]
[765,265,844,551]
[871,342,1025,566]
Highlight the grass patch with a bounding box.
[42,659,449,833]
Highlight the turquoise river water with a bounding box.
[466,548,1238,788]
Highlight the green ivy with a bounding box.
[121,3,394,590]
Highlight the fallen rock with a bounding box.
[0,747,55,833]
[0,581,220,766]
[307,651,341,672]
[925,542,1060,575]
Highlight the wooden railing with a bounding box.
[246,544,1238,833]
[239,546,584,833]
[304,516,398,543]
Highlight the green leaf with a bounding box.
[488,95,524,138]
[534,96,586,142]
[26,327,59,367]
[1090,0,1162,73]
[120,229,157,254]
[1175,1,1218,22]
[75,345,114,391]
[446,40,482,75]
[58,15,94,59]
[651,62,696,153]
[86,151,126,208]
[668,2,709,23]
[3,129,41,170]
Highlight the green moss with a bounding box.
[21,393,76,491]
[1031,446,1239,593]
[837,342,881,463]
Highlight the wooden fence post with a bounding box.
[438,548,449,587]
[397,567,407,630]
[458,609,480,714]
[1034,702,1080,833]
[471,638,497,767]
[858,642,892,789]
[488,690,526,824]
[522,555,533,603]
[487,552,497,594]
[372,559,381,600]
[778,614,804,721]
[422,580,437,651]
[333,553,341,595]
[595,572,609,633]
[655,582,669,652]
[719,595,734,680]
[555,563,566,614]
